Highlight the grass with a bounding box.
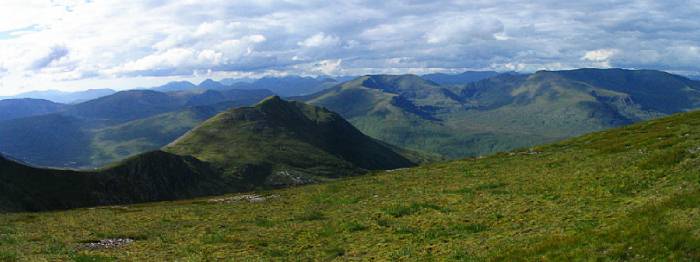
[1,110,700,260]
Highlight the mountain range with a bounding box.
[3,94,700,259]
[301,68,700,158]
[152,75,348,97]
[0,98,419,212]
[2,68,700,168]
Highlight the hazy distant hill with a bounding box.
[230,76,340,97]
[0,89,115,104]
[150,76,344,97]
[0,99,67,121]
[152,81,198,92]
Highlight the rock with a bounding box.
[80,238,134,249]
[207,194,279,204]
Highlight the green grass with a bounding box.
[1,110,700,260]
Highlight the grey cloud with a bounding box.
[30,45,69,71]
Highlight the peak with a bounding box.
[255,95,286,106]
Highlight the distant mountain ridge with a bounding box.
[152,75,349,97]
[0,89,116,104]
[0,98,67,121]
[301,68,700,158]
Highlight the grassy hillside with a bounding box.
[1,107,699,260]
[303,69,700,158]
[165,96,419,187]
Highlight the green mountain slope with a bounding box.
[2,107,699,260]
[165,96,419,186]
[0,89,273,168]
[303,69,700,158]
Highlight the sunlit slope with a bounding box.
[1,109,699,260]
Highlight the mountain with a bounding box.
[0,114,93,167]
[301,69,700,158]
[219,77,255,85]
[165,96,419,187]
[147,76,342,97]
[4,107,700,260]
[230,76,340,97]
[0,89,274,168]
[198,79,228,89]
[184,89,275,107]
[0,89,115,104]
[301,74,476,157]
[0,98,67,121]
[421,70,500,85]
[0,97,421,212]
[152,81,198,92]
[67,90,187,123]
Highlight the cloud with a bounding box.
[1,0,700,94]
[582,49,617,62]
[298,33,340,48]
[425,16,505,44]
[30,45,70,70]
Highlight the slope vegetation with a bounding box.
[1,105,699,260]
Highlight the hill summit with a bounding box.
[165,96,419,187]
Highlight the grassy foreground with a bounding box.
[1,111,700,261]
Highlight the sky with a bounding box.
[1,0,700,95]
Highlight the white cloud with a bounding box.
[425,16,504,44]
[582,49,617,62]
[298,33,340,48]
[1,0,700,95]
